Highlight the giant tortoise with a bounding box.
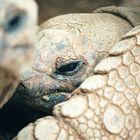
[17,6,140,113]
[15,18,140,140]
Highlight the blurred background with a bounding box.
[35,0,140,24]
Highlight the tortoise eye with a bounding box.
[55,61,83,76]
[9,15,20,27]
[6,12,26,32]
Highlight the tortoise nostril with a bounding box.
[12,44,30,51]
[55,61,83,76]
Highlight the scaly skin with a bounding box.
[15,24,140,139]
[0,0,38,108]
[17,6,140,113]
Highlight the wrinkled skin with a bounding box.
[15,22,140,140]
[18,7,138,112]
[0,0,38,108]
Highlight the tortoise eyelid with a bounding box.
[55,61,83,76]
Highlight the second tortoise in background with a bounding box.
[16,6,140,113]
[0,0,38,139]
[0,0,38,108]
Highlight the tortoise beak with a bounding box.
[16,74,75,112]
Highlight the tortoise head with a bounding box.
[0,0,38,74]
[0,0,38,108]
[18,13,132,112]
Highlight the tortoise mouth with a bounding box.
[27,87,73,101]
[17,67,83,112]
[20,81,73,97]
[17,82,74,112]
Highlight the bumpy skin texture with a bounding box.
[0,0,38,108]
[15,24,140,140]
[17,6,140,112]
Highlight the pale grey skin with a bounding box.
[0,0,38,108]
[15,22,140,140]
[18,6,140,112]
